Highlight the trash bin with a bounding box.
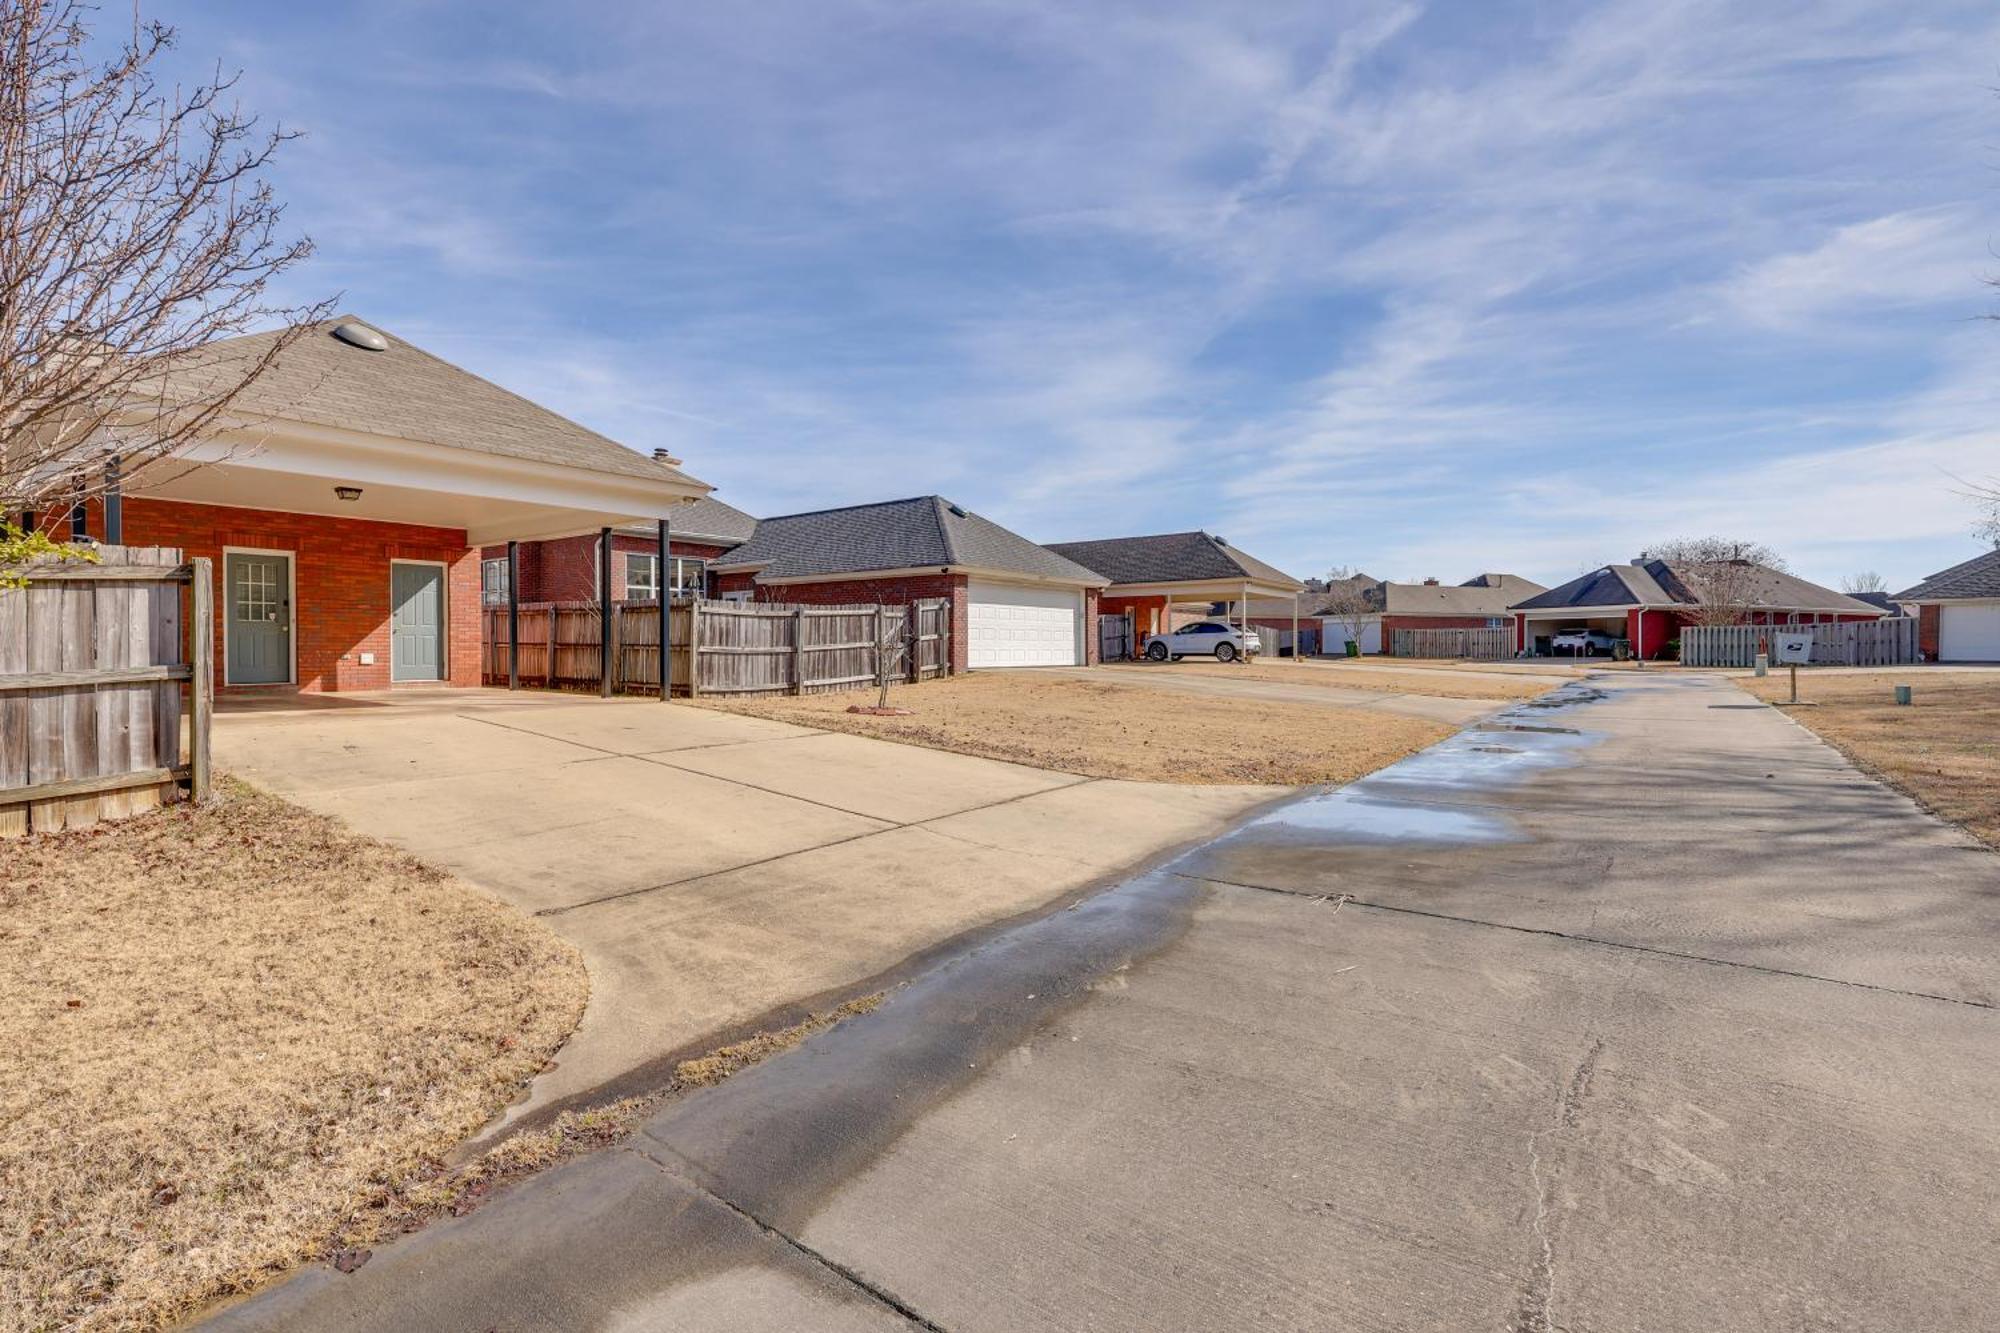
[1345,639,1360,658]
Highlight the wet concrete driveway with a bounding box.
[206,672,2000,1332]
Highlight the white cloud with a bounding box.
[1715,209,1980,330]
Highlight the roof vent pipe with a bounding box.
[652,447,683,466]
[330,322,388,351]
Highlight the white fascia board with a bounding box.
[1103,578,1299,598]
[180,421,706,527]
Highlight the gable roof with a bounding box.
[1896,548,2000,601]
[1846,590,1907,615]
[1515,559,1882,615]
[1044,531,1301,590]
[714,496,1106,585]
[169,315,704,488]
[1376,573,1546,616]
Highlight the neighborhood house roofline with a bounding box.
[1510,559,1884,617]
[710,495,1107,586]
[1894,548,2000,602]
[1044,531,1304,592]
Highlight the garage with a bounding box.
[1939,602,2000,661]
[967,580,1082,668]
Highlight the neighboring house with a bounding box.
[477,493,758,606]
[1045,531,1304,656]
[1845,590,1908,618]
[1316,572,1545,656]
[1896,549,2000,661]
[1512,558,1884,659]
[38,315,705,692]
[710,496,1108,671]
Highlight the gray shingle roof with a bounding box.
[1896,548,2000,601]
[170,315,705,488]
[714,496,1106,585]
[1379,574,1546,616]
[622,495,758,548]
[1044,531,1302,590]
[1515,559,1882,615]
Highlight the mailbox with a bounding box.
[1772,632,1813,665]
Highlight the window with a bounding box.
[480,558,510,606]
[626,553,659,601]
[670,556,706,598]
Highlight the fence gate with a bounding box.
[0,545,213,836]
[1392,626,1512,660]
[1098,612,1133,662]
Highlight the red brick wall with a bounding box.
[113,497,477,692]
[1083,586,1101,666]
[477,533,733,603]
[1918,603,1940,660]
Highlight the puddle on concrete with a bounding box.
[1212,681,1606,851]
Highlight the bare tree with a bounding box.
[1320,564,1379,655]
[1639,537,1789,627]
[1,0,329,516]
[1840,570,1886,594]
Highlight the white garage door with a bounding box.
[1939,603,2000,661]
[1320,618,1382,655]
[967,581,1081,668]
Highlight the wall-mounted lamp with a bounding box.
[333,486,363,502]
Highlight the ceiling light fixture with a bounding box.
[334,485,363,502]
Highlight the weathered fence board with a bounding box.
[1392,626,1512,660]
[0,546,204,835]
[482,597,953,698]
[1679,618,1918,668]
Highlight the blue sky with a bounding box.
[157,0,2000,590]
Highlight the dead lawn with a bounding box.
[1166,660,1558,701]
[1737,671,2000,850]
[0,783,589,1332]
[695,671,1452,785]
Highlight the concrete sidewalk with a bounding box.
[209,671,2000,1332]
[217,690,1283,1132]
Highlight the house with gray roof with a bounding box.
[710,496,1108,671]
[1512,557,1886,659]
[56,314,708,693]
[1044,531,1304,655]
[1895,548,2000,661]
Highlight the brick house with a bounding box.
[1043,531,1304,659]
[1896,548,2000,661]
[1511,558,1884,659]
[1320,572,1545,656]
[476,494,757,608]
[710,496,1107,671]
[39,315,708,693]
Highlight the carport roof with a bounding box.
[712,495,1107,585]
[1515,559,1882,615]
[1896,548,2000,601]
[1045,531,1302,591]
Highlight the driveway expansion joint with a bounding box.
[1177,872,1999,1011]
[628,1144,952,1332]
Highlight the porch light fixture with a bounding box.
[333,485,363,502]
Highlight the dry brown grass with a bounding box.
[0,782,589,1332]
[1736,671,2000,850]
[316,994,887,1263]
[696,672,1452,785]
[1166,660,1558,700]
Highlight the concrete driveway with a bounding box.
[216,689,1282,1131]
[211,670,2000,1332]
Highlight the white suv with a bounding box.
[1143,621,1260,663]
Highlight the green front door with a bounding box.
[391,563,445,682]
[225,552,291,684]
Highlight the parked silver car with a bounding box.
[1143,621,1261,662]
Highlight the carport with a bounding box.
[1045,530,1305,661]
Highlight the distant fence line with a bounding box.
[0,545,211,836]
[1392,626,1512,660]
[1679,618,1918,668]
[482,597,952,697]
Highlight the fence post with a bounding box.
[906,603,919,683]
[657,518,671,701]
[687,597,702,700]
[506,540,520,690]
[877,606,890,693]
[189,557,213,804]
[792,607,805,695]
[597,527,614,698]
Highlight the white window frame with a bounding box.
[220,545,298,687]
[481,557,510,606]
[625,551,660,601]
[670,555,706,598]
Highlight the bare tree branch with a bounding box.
[1639,536,1789,627]
[1840,570,1886,594]
[1318,565,1378,654]
[0,0,331,515]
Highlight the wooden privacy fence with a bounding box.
[1097,612,1133,663]
[1679,618,1919,668]
[1392,626,1512,660]
[0,545,212,836]
[482,597,953,697]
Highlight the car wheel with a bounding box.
[1146,641,1168,662]
[1215,642,1237,663]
